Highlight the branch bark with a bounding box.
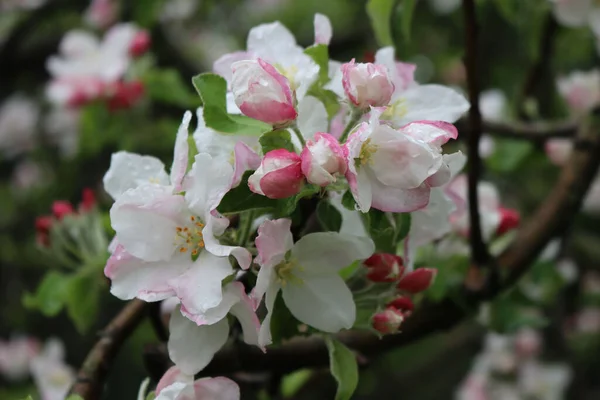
[69,300,148,400]
[462,0,490,267]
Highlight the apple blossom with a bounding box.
[104,113,251,325]
[213,18,321,101]
[396,268,437,293]
[0,95,39,158]
[341,59,395,109]
[557,69,600,115]
[252,218,375,346]
[150,366,240,400]
[387,296,415,313]
[30,339,75,400]
[84,0,118,29]
[363,253,405,283]
[550,0,599,28]
[372,308,404,334]
[478,89,508,158]
[344,108,461,213]
[231,59,297,126]
[11,159,47,192]
[0,336,40,381]
[329,191,369,238]
[301,132,347,186]
[314,13,333,45]
[248,149,304,199]
[168,282,260,375]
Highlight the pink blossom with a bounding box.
[396,268,437,293]
[342,59,395,109]
[545,138,573,167]
[386,296,415,313]
[248,149,304,199]
[557,69,600,115]
[363,253,405,283]
[129,30,151,57]
[372,308,404,334]
[0,336,40,381]
[314,13,333,45]
[300,132,346,186]
[231,59,297,126]
[153,366,240,400]
[84,0,118,29]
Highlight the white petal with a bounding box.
[410,188,454,248]
[552,0,590,27]
[314,13,333,45]
[170,111,192,192]
[185,153,234,216]
[258,282,281,348]
[282,274,355,332]
[103,152,169,200]
[229,283,261,347]
[168,251,234,324]
[394,84,470,125]
[293,232,374,273]
[193,377,241,400]
[297,96,328,141]
[329,192,368,237]
[247,21,298,63]
[155,382,191,400]
[111,185,185,262]
[168,308,229,375]
[203,213,252,269]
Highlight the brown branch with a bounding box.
[69,300,148,400]
[462,0,491,267]
[455,119,577,142]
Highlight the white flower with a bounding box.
[150,366,240,400]
[0,95,39,158]
[30,339,75,400]
[557,69,600,115]
[0,336,40,381]
[252,218,374,346]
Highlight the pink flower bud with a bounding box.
[386,296,414,313]
[396,268,437,294]
[363,253,404,283]
[35,216,53,247]
[248,149,304,199]
[341,59,394,109]
[372,308,404,334]
[496,207,520,235]
[231,59,298,126]
[52,201,74,220]
[79,188,96,211]
[301,132,347,186]
[129,30,151,57]
[106,80,144,111]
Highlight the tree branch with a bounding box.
[455,119,577,142]
[462,0,491,267]
[69,300,148,400]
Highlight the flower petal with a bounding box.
[170,111,192,192]
[168,307,229,375]
[282,274,355,332]
[258,282,281,348]
[203,213,252,269]
[229,282,261,348]
[314,13,333,45]
[193,377,241,400]
[185,153,234,216]
[103,151,169,200]
[393,84,470,126]
[297,96,328,141]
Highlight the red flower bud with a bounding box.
[372,308,404,334]
[386,296,414,313]
[363,253,404,283]
[107,81,144,111]
[129,30,151,57]
[496,207,520,235]
[80,188,96,211]
[35,216,53,247]
[396,268,437,294]
[52,201,74,220]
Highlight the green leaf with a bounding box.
[304,44,329,86]
[133,0,166,27]
[341,190,357,211]
[316,200,343,232]
[399,0,417,41]
[259,129,295,154]
[65,396,85,400]
[362,209,395,253]
[270,291,303,344]
[324,336,359,400]
[366,0,397,47]
[65,268,101,333]
[393,213,411,243]
[218,171,278,215]
[20,396,33,400]
[487,139,534,172]
[192,73,272,136]
[308,87,341,119]
[276,184,321,217]
[142,69,198,108]
[282,370,313,398]
[23,271,70,316]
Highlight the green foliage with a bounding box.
[276,184,321,217]
[487,290,549,333]
[259,130,295,154]
[317,200,343,232]
[361,209,395,253]
[142,69,198,108]
[341,190,357,211]
[269,291,304,344]
[304,44,330,86]
[191,73,272,136]
[65,267,101,333]
[307,88,341,119]
[281,369,313,398]
[366,0,397,47]
[133,0,167,27]
[325,336,359,400]
[23,271,70,317]
[486,139,534,173]
[398,0,417,42]
[218,172,279,215]
[65,395,85,400]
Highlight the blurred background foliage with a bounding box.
[1,0,600,399]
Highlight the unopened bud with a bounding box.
[363,253,404,283]
[35,216,53,247]
[80,188,96,211]
[52,201,74,220]
[396,268,437,294]
[386,296,414,313]
[496,207,519,235]
[129,30,151,57]
[372,308,404,334]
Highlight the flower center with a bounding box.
[381,98,408,120]
[274,63,299,90]
[49,368,71,386]
[175,215,205,258]
[355,138,377,167]
[275,258,304,286]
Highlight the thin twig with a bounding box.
[462,0,491,267]
[69,300,148,400]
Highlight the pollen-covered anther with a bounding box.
[174,216,206,256]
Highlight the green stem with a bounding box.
[291,125,306,147]
[338,109,364,143]
[237,210,256,247]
